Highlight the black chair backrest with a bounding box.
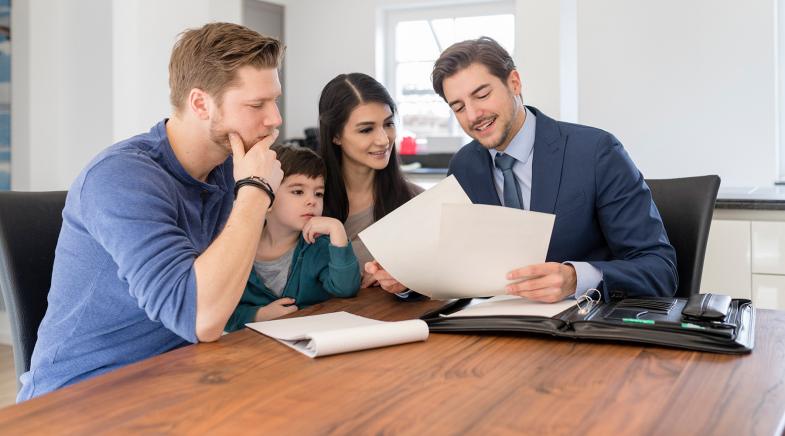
[645,176,720,298]
[0,191,67,384]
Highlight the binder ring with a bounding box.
[576,288,601,315]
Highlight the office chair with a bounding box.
[0,191,67,385]
[645,176,720,298]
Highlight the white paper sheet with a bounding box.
[246,312,429,358]
[442,295,576,318]
[358,176,555,299]
[358,176,472,295]
[436,204,555,298]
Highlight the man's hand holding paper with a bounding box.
[364,261,407,293]
[506,262,578,303]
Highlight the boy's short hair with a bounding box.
[431,36,516,100]
[169,22,284,113]
[271,144,325,180]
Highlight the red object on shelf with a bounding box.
[399,136,417,155]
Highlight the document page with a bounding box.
[358,176,472,298]
[359,176,555,299]
[442,295,576,318]
[246,312,429,358]
[437,204,554,298]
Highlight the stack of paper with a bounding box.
[359,176,555,299]
[246,312,429,358]
[442,295,576,318]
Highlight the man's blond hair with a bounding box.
[169,22,284,112]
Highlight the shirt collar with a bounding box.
[488,106,536,164]
[157,119,225,192]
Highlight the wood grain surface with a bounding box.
[0,288,782,435]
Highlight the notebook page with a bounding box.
[442,295,575,318]
[246,312,428,358]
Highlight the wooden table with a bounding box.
[0,289,784,435]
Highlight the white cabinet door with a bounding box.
[700,220,751,298]
[752,274,785,310]
[751,221,785,274]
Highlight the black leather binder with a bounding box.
[422,295,755,354]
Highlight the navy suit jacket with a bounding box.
[448,106,677,299]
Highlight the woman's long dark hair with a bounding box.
[319,73,415,223]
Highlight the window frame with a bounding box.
[383,1,516,144]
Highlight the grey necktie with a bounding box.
[494,153,524,209]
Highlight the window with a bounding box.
[384,2,515,154]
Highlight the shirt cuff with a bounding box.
[564,261,603,300]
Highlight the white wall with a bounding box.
[278,0,778,187]
[273,0,376,139]
[12,0,242,191]
[10,0,782,189]
[13,0,114,191]
[577,0,777,186]
[517,0,563,118]
[9,0,568,189]
[112,0,242,143]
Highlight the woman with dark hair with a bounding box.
[319,72,422,292]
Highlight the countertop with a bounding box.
[716,186,785,210]
[402,167,785,211]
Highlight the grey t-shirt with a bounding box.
[253,247,295,297]
[344,206,375,267]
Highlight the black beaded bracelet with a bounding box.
[234,176,275,204]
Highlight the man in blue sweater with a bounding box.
[18,23,286,400]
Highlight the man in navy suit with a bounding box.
[425,36,677,302]
[368,37,676,302]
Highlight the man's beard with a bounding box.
[475,98,523,150]
[209,117,232,153]
[474,115,514,150]
[485,117,514,150]
[209,110,272,153]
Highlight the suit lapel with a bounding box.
[465,142,501,206]
[529,107,566,214]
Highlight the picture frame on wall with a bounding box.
[0,0,10,190]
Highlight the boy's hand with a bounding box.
[229,131,284,194]
[302,216,349,247]
[254,298,298,322]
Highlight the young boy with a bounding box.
[225,144,360,331]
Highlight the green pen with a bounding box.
[621,318,707,330]
[622,318,654,325]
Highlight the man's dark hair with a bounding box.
[431,36,516,100]
[271,144,325,180]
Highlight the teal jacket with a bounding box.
[225,235,360,331]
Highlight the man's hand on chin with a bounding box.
[505,262,577,303]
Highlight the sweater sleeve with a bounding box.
[317,236,360,298]
[225,272,270,332]
[79,154,200,343]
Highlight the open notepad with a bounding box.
[246,312,429,358]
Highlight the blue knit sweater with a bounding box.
[18,120,234,401]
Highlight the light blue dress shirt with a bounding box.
[489,107,603,299]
